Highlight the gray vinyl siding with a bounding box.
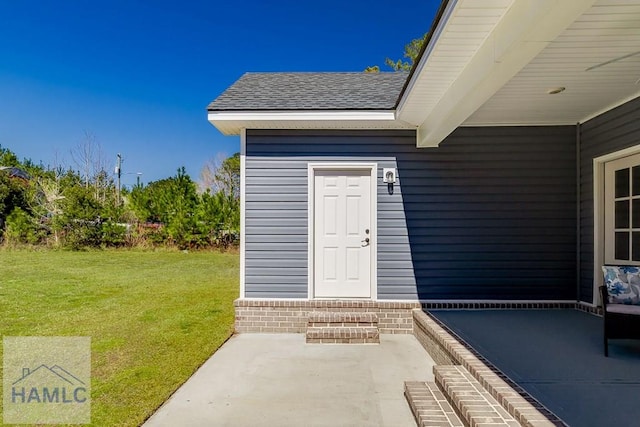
[245,128,576,300]
[579,96,640,303]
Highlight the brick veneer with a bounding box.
[234,299,420,334]
[404,381,464,427]
[413,310,457,366]
[434,365,520,427]
[418,301,605,321]
[420,301,601,313]
[306,326,379,344]
[412,309,565,427]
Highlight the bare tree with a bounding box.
[70,131,112,202]
[50,148,66,175]
[198,153,240,199]
[24,175,65,245]
[35,177,64,217]
[198,153,225,194]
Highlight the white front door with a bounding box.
[314,169,372,298]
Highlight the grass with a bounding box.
[0,249,239,426]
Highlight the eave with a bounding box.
[207,0,640,147]
[208,110,415,136]
[397,0,640,147]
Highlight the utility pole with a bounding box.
[115,153,122,205]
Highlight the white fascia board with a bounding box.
[395,0,459,115]
[411,0,597,147]
[208,110,396,123]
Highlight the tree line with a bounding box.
[365,32,427,72]
[0,33,423,250]
[0,144,239,250]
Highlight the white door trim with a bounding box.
[308,163,377,300]
[593,144,640,305]
[239,129,246,299]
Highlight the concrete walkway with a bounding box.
[144,334,434,427]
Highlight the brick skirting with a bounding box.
[234,299,420,334]
[422,301,576,310]
[419,300,604,316]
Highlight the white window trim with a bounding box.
[593,144,640,304]
[239,129,246,298]
[307,163,378,300]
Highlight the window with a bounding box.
[604,153,640,264]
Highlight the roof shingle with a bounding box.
[207,72,408,111]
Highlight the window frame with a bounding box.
[604,153,640,264]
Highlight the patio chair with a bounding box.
[600,285,640,357]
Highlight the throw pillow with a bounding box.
[602,266,640,305]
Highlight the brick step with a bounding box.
[307,311,378,327]
[305,326,379,344]
[434,365,520,427]
[404,381,464,427]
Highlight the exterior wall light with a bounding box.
[383,168,396,183]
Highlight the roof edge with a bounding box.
[394,0,453,109]
[207,107,398,112]
[208,110,416,136]
[208,110,398,121]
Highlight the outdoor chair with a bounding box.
[599,283,640,357]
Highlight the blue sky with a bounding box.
[0,0,439,187]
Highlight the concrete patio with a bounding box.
[432,309,640,427]
[143,334,435,427]
[142,308,636,427]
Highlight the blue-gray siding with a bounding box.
[245,128,577,300]
[579,96,640,303]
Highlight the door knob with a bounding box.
[361,237,370,247]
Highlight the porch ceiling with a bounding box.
[398,0,640,147]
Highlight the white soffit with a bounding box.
[465,0,640,126]
[397,0,599,147]
[207,111,415,136]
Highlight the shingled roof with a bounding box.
[207,72,408,111]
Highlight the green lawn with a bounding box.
[0,249,239,426]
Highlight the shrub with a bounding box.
[101,221,129,247]
[3,207,42,245]
[62,220,102,250]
